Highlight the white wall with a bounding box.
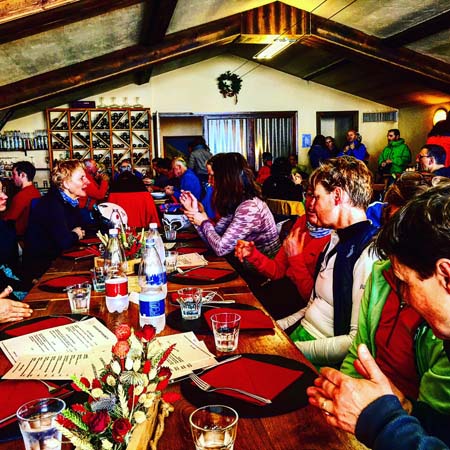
[6,54,441,181]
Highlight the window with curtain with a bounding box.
[204,112,297,170]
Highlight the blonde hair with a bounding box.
[51,160,84,188]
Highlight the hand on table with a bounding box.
[0,286,32,323]
[72,227,85,240]
[283,227,306,258]
[306,344,394,434]
[180,190,199,212]
[235,240,255,262]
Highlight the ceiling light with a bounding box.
[253,38,297,60]
[433,108,447,125]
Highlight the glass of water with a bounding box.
[210,313,241,352]
[178,287,202,320]
[67,282,91,314]
[190,404,238,450]
[165,250,178,273]
[17,397,66,450]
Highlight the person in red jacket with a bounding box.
[78,159,109,223]
[235,185,331,304]
[3,161,41,238]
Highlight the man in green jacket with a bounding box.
[378,129,411,178]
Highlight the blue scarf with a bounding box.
[59,189,79,207]
[306,221,332,239]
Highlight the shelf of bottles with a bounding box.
[0,130,48,151]
[46,107,152,174]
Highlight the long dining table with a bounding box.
[0,236,366,450]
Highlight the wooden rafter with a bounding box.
[135,0,178,85]
[0,0,143,44]
[0,14,240,110]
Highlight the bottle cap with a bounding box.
[109,228,119,236]
[149,223,158,229]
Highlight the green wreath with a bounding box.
[217,71,242,101]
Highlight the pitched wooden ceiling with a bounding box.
[1,0,450,120]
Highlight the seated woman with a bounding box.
[24,160,88,279]
[0,182,32,321]
[235,185,332,319]
[341,176,450,445]
[180,152,280,260]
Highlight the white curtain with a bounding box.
[255,117,294,169]
[206,118,247,157]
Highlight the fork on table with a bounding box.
[188,373,272,404]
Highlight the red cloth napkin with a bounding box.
[4,317,74,337]
[204,308,274,330]
[176,247,207,255]
[39,275,91,292]
[79,237,102,245]
[176,268,234,281]
[62,247,99,259]
[199,357,303,405]
[0,380,71,428]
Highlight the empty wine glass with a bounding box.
[133,96,143,108]
[110,97,119,107]
[98,96,106,108]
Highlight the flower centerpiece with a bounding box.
[217,71,242,104]
[56,324,179,450]
[97,227,145,261]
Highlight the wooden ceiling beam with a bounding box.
[135,0,178,84]
[304,14,450,87]
[0,14,241,110]
[384,10,450,47]
[0,0,143,45]
[238,2,306,44]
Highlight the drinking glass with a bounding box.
[67,282,91,314]
[210,313,241,352]
[190,405,238,450]
[91,266,105,292]
[178,287,202,320]
[17,398,66,450]
[165,250,178,273]
[164,228,177,241]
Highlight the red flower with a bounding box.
[112,418,132,443]
[157,366,172,379]
[142,360,151,374]
[82,410,111,433]
[158,344,175,367]
[162,392,181,403]
[156,378,169,391]
[71,404,87,414]
[114,324,131,341]
[56,414,77,429]
[135,325,156,342]
[112,340,130,359]
[92,378,102,389]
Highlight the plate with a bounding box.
[181,353,316,418]
[38,274,91,292]
[151,192,166,199]
[166,303,257,334]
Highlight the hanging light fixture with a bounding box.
[253,37,297,60]
[433,108,447,125]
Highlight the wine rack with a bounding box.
[46,107,152,174]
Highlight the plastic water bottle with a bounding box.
[138,237,167,333]
[104,228,129,313]
[148,222,165,265]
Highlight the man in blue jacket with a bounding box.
[307,182,450,450]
